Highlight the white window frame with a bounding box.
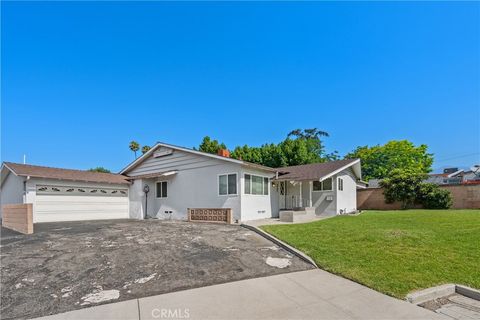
[312,177,333,192]
[156,181,168,198]
[244,173,270,196]
[338,178,344,191]
[218,172,238,196]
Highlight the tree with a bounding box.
[345,140,433,181]
[198,136,227,154]
[142,145,151,154]
[88,167,111,173]
[380,168,427,209]
[286,128,330,164]
[129,141,140,159]
[201,128,335,168]
[287,128,329,140]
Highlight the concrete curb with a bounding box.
[406,284,480,305]
[241,224,318,268]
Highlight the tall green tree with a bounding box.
[129,141,140,159]
[141,145,151,154]
[88,167,111,173]
[200,128,335,168]
[284,128,331,164]
[345,140,433,181]
[197,136,227,154]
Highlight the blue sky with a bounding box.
[2,2,479,172]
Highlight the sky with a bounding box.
[1,1,479,173]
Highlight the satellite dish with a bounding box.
[471,165,480,177]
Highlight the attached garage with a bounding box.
[1,162,131,224]
[34,184,129,222]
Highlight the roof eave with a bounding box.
[15,174,130,185]
[2,162,18,176]
[241,162,277,173]
[319,159,361,182]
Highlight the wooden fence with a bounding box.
[2,204,33,234]
[357,184,480,210]
[188,208,232,224]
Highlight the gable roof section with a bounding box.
[2,162,130,185]
[119,142,277,175]
[275,159,361,181]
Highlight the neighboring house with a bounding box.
[0,142,363,223]
[425,167,480,185]
[425,168,464,185]
[366,166,480,188]
[366,179,381,188]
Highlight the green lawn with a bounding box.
[261,210,480,298]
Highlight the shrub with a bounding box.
[418,183,453,209]
[380,168,427,209]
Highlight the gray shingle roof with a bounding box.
[275,159,359,181]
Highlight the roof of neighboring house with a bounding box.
[429,173,449,177]
[274,158,361,181]
[463,179,480,185]
[366,178,381,188]
[120,141,277,175]
[2,162,130,185]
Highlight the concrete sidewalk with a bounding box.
[35,269,447,320]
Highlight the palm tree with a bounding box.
[129,141,140,159]
[142,145,151,154]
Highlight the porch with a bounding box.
[276,180,315,210]
[273,177,336,222]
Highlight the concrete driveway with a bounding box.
[34,269,446,320]
[1,220,313,319]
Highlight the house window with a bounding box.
[323,178,332,190]
[219,173,237,195]
[245,174,251,194]
[244,174,269,195]
[252,175,263,195]
[338,178,344,191]
[313,178,333,191]
[156,181,168,198]
[280,181,285,195]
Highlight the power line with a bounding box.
[435,153,480,163]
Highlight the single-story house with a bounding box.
[0,142,363,223]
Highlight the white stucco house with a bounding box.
[0,142,362,223]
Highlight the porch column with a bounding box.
[309,181,313,207]
[299,181,303,207]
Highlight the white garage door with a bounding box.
[34,184,129,223]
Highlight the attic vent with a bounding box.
[153,147,173,158]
